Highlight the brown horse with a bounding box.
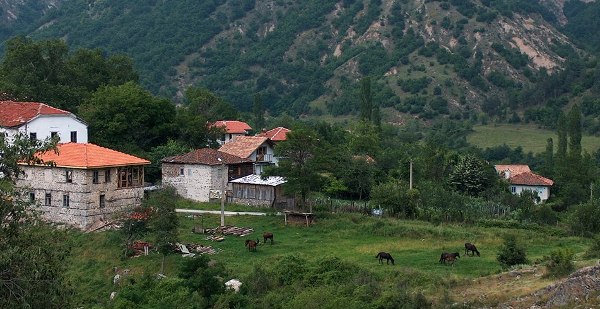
[263,232,274,245]
[245,239,259,252]
[465,243,480,257]
[439,252,460,265]
[376,252,395,265]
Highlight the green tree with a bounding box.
[448,154,495,196]
[349,121,380,156]
[556,113,567,162]
[497,235,528,268]
[253,93,266,131]
[540,138,554,178]
[0,36,137,111]
[184,87,239,121]
[146,140,192,183]
[359,76,373,121]
[79,82,177,153]
[370,180,420,218]
[0,133,72,308]
[567,104,582,163]
[268,127,323,210]
[147,187,179,275]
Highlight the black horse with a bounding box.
[376,252,395,265]
[439,252,460,265]
[464,243,480,257]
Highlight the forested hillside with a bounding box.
[3,0,600,132]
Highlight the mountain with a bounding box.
[4,0,600,127]
[0,0,61,42]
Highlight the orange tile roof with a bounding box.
[509,172,554,186]
[494,164,531,176]
[218,136,270,159]
[162,148,251,165]
[258,127,290,141]
[211,120,252,134]
[0,101,72,127]
[25,143,150,169]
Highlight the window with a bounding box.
[179,168,184,176]
[118,166,144,188]
[29,132,37,141]
[62,194,69,208]
[70,131,77,143]
[65,170,73,183]
[29,192,35,203]
[99,194,106,208]
[45,193,51,206]
[93,170,99,184]
[50,131,59,141]
[511,186,516,193]
[105,169,111,183]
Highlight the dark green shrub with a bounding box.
[569,201,600,236]
[545,249,575,278]
[497,235,528,268]
[584,235,600,258]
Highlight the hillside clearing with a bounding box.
[66,211,593,307]
[467,124,600,154]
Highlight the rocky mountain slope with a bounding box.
[2,0,599,123]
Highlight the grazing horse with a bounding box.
[376,252,395,265]
[245,239,259,252]
[263,232,274,245]
[439,252,460,265]
[465,243,480,257]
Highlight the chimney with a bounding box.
[504,170,511,179]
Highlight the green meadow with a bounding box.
[467,124,600,154]
[66,209,593,307]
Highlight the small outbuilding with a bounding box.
[229,174,292,208]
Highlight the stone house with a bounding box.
[494,164,554,203]
[230,174,292,208]
[16,143,149,229]
[218,136,277,175]
[161,148,253,202]
[0,101,88,143]
[211,120,252,145]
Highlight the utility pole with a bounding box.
[218,158,226,227]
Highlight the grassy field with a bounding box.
[467,124,600,154]
[66,209,593,307]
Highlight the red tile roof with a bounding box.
[0,101,72,128]
[258,127,290,141]
[509,172,554,186]
[162,148,251,165]
[494,164,531,176]
[211,120,252,134]
[26,143,149,169]
[218,136,270,159]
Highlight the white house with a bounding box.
[161,148,253,202]
[0,101,88,143]
[494,164,554,203]
[211,120,252,145]
[17,143,149,230]
[218,136,278,175]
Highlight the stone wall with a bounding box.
[162,163,227,202]
[17,165,144,230]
